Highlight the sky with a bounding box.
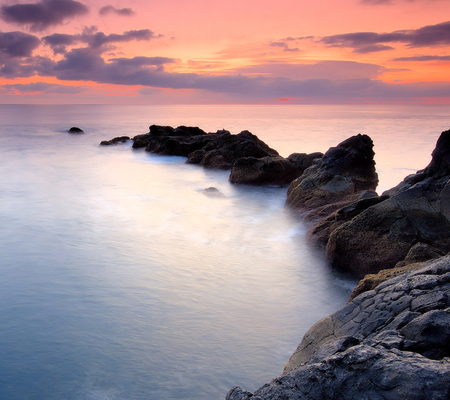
[0,0,449,104]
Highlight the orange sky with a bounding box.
[0,0,449,104]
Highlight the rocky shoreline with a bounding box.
[101,126,450,398]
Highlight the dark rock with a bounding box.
[68,126,84,133]
[286,134,378,212]
[131,126,279,170]
[326,130,450,277]
[100,136,130,145]
[227,256,450,400]
[229,152,323,186]
[307,193,386,248]
[229,156,300,185]
[186,130,279,169]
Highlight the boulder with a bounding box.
[286,134,378,213]
[227,256,450,400]
[229,152,323,186]
[100,136,130,145]
[326,129,450,277]
[186,130,279,169]
[68,126,84,134]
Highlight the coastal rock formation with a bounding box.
[100,136,130,145]
[131,125,279,170]
[326,129,450,277]
[227,255,450,400]
[286,134,378,218]
[68,126,84,134]
[229,152,323,186]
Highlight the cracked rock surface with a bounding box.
[226,256,450,400]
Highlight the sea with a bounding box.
[0,104,448,400]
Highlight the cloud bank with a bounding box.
[1,0,89,31]
[99,5,135,16]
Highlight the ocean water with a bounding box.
[0,104,448,400]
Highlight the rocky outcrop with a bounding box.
[326,129,450,277]
[186,130,279,169]
[229,152,322,186]
[286,134,378,218]
[100,136,130,145]
[227,255,450,400]
[68,126,84,133]
[131,125,279,170]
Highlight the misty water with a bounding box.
[0,104,449,399]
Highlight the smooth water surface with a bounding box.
[0,104,448,399]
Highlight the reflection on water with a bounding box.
[0,104,448,399]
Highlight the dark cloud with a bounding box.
[35,47,448,102]
[321,21,450,53]
[269,41,300,52]
[42,28,161,54]
[1,0,89,32]
[99,5,135,16]
[353,44,394,53]
[392,55,450,61]
[0,31,40,57]
[1,82,86,94]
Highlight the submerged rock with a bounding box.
[227,255,450,400]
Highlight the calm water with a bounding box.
[0,104,448,399]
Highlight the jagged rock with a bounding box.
[286,134,378,213]
[227,256,450,400]
[307,192,385,248]
[186,130,279,169]
[326,129,450,277]
[229,152,323,186]
[131,126,279,170]
[100,136,130,145]
[68,126,84,133]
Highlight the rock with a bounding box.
[227,256,450,400]
[68,126,84,133]
[326,129,450,277]
[286,134,378,212]
[201,187,225,197]
[186,130,279,169]
[131,126,279,170]
[100,136,130,145]
[287,152,323,171]
[229,152,323,186]
[307,192,386,248]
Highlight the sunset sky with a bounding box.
[0,0,449,104]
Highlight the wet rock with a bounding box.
[286,134,378,212]
[229,152,323,186]
[201,187,225,197]
[227,256,450,400]
[326,129,450,277]
[186,130,279,169]
[131,126,279,170]
[100,136,130,145]
[68,126,84,133]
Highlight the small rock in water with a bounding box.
[202,187,225,197]
[100,136,130,145]
[68,127,84,134]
